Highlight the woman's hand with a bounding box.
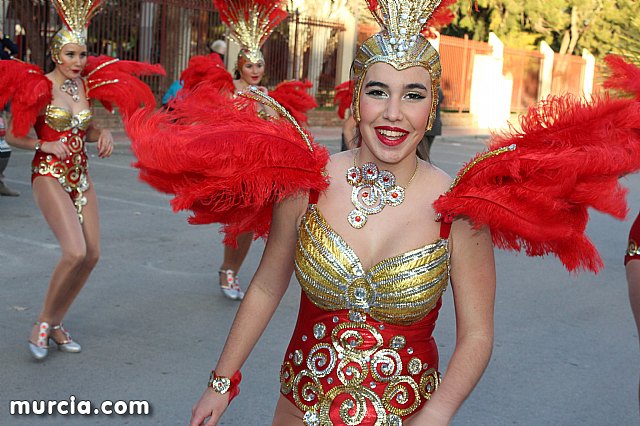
[96,129,113,158]
[40,140,71,160]
[256,85,269,95]
[189,388,229,426]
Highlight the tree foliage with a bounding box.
[442,0,640,58]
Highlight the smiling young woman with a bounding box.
[187,0,495,424]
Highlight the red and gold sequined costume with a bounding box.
[0,56,164,222]
[626,212,640,265]
[280,205,448,424]
[32,105,92,221]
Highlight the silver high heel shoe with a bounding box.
[218,269,245,300]
[28,322,50,361]
[50,324,82,353]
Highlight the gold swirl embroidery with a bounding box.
[418,368,440,400]
[628,239,639,258]
[307,344,337,378]
[293,370,325,412]
[370,349,403,382]
[332,322,383,360]
[336,357,368,387]
[280,361,294,395]
[318,385,386,426]
[382,376,421,417]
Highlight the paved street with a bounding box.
[1,127,638,425]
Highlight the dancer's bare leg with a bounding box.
[220,232,253,272]
[28,177,99,343]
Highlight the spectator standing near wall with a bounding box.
[0,34,20,196]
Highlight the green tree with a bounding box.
[443,0,640,58]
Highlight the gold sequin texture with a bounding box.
[295,206,449,326]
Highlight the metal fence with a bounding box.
[0,0,344,106]
[439,34,493,112]
[503,46,543,112]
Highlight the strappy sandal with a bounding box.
[28,322,50,361]
[50,323,82,353]
[218,269,245,300]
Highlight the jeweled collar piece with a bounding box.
[346,154,418,229]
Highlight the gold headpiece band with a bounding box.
[213,0,287,65]
[351,0,443,129]
[50,0,102,63]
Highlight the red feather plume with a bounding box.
[180,53,234,93]
[333,80,354,119]
[433,92,640,273]
[213,0,287,49]
[604,54,640,100]
[269,80,317,124]
[127,82,329,245]
[0,60,52,137]
[423,0,456,37]
[84,55,165,118]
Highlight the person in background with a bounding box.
[162,79,183,107]
[210,39,226,63]
[0,34,20,196]
[0,115,19,196]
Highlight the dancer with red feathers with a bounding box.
[128,0,640,422]
[1,0,164,361]
[609,52,640,411]
[172,0,317,301]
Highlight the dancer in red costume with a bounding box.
[1,0,163,361]
[128,1,640,423]
[173,0,317,301]
[610,52,640,413]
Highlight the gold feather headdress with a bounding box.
[50,0,103,63]
[352,0,443,128]
[213,0,287,64]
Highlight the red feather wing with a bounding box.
[604,54,640,100]
[434,93,640,273]
[127,83,329,244]
[0,60,52,137]
[333,80,354,119]
[179,53,234,93]
[269,80,317,124]
[84,56,165,118]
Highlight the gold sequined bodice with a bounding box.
[45,105,92,132]
[295,205,449,326]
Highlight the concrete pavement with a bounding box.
[0,129,638,425]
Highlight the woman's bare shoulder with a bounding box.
[423,162,453,194]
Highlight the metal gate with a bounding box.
[0,0,344,106]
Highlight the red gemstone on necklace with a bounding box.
[363,192,369,198]
[392,192,398,198]
[355,216,361,222]
[351,173,357,178]
[383,176,389,182]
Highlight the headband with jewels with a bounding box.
[351,0,445,129]
[50,0,102,62]
[213,0,287,65]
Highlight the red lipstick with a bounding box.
[375,126,409,147]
